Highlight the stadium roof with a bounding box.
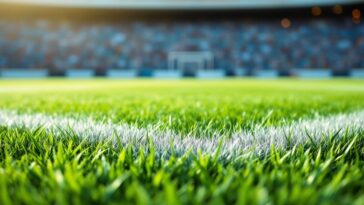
[0,0,363,9]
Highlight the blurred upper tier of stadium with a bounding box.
[0,0,363,9]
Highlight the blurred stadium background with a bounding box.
[0,0,363,78]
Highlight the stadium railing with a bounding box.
[0,68,364,79]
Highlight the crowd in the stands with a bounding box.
[0,18,363,70]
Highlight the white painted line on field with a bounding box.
[0,110,363,158]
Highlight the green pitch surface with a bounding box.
[0,79,364,204]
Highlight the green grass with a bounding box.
[1,127,364,205]
[0,79,364,204]
[1,79,364,136]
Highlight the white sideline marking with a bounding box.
[0,110,363,157]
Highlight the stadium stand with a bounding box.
[0,1,363,78]
[0,0,362,9]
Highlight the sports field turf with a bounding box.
[0,79,364,204]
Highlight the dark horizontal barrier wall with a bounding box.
[0,69,363,78]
